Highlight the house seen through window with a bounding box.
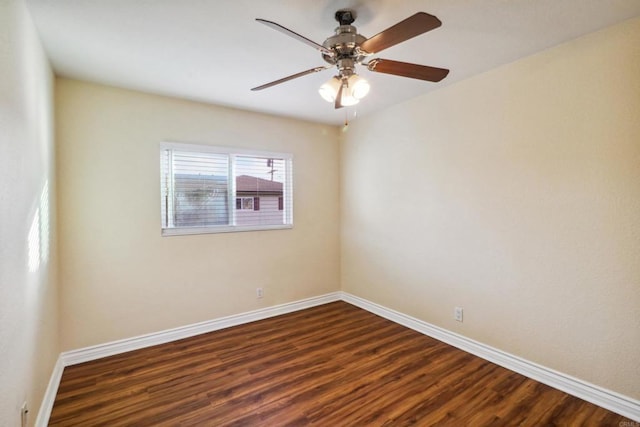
[160,142,293,235]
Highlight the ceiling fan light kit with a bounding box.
[252,9,449,110]
[319,74,370,106]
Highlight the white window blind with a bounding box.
[160,142,293,235]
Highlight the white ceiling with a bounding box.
[25,0,640,126]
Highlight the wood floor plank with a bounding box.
[49,301,633,426]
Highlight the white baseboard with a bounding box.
[35,355,64,427]
[35,292,341,426]
[62,292,342,366]
[36,290,640,425]
[341,292,640,422]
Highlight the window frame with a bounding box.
[160,142,293,236]
[236,197,256,211]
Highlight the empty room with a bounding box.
[1,0,639,425]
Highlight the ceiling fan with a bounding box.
[251,10,449,109]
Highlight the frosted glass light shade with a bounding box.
[318,77,341,102]
[349,74,370,99]
[340,92,360,106]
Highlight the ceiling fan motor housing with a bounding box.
[321,24,368,66]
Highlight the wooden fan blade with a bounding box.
[256,19,335,57]
[251,66,331,91]
[367,59,449,82]
[360,12,441,54]
[335,80,344,109]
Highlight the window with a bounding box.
[236,197,257,210]
[160,142,293,235]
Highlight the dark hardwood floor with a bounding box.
[49,301,631,426]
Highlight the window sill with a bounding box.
[161,224,293,237]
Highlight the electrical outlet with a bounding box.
[21,402,28,427]
[454,307,463,322]
[256,287,263,299]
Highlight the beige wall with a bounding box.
[0,0,58,425]
[341,18,640,399]
[56,79,341,350]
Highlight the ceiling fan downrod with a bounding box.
[335,10,355,26]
